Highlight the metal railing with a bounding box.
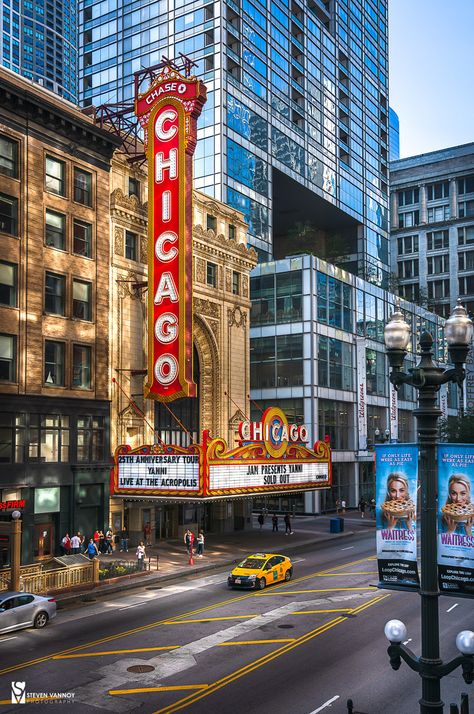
[0,564,43,589]
[0,562,97,594]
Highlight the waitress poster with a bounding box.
[376,444,419,587]
[437,445,474,596]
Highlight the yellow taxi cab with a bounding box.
[227,553,293,590]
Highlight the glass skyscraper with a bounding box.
[1,0,78,103]
[79,0,390,286]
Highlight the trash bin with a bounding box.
[330,517,341,533]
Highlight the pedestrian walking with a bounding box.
[284,513,293,535]
[143,522,152,546]
[70,533,81,554]
[370,498,376,518]
[184,528,191,554]
[272,514,278,532]
[98,530,105,553]
[105,527,114,554]
[86,538,99,560]
[78,532,85,553]
[93,529,100,548]
[335,498,341,514]
[341,499,346,514]
[136,541,146,570]
[196,531,205,557]
[359,498,366,519]
[257,512,264,530]
[189,531,195,556]
[61,532,71,555]
[120,528,129,552]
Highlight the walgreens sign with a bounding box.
[135,69,207,401]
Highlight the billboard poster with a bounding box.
[376,444,419,587]
[437,445,474,596]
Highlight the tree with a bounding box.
[439,412,474,443]
[285,221,351,265]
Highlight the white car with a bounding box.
[0,592,57,633]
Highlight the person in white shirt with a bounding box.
[70,533,81,554]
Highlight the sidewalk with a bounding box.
[57,512,375,606]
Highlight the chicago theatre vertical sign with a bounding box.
[135,68,207,401]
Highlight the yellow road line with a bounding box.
[53,646,180,660]
[292,608,353,614]
[151,593,390,714]
[218,639,295,646]
[0,554,376,676]
[257,587,375,595]
[314,571,377,576]
[164,615,257,624]
[110,685,208,695]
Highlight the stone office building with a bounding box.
[0,67,121,564]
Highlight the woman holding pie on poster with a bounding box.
[381,472,416,530]
[441,474,473,536]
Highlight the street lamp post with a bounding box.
[383,300,474,714]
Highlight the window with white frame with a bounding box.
[398,210,419,228]
[0,334,16,381]
[397,188,419,206]
[427,279,450,300]
[427,230,449,250]
[427,254,449,274]
[458,200,474,219]
[459,276,474,296]
[397,234,419,255]
[427,205,450,223]
[458,251,474,271]
[458,226,474,245]
[398,258,419,279]
[427,181,449,200]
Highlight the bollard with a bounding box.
[148,556,151,572]
[450,705,459,714]
[92,557,100,586]
[461,693,469,714]
[347,699,354,714]
[157,554,159,570]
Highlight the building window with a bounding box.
[125,231,138,261]
[0,413,25,463]
[366,348,386,396]
[73,219,92,257]
[207,262,217,287]
[458,176,474,195]
[45,210,66,250]
[399,283,419,303]
[28,414,69,462]
[458,200,474,219]
[45,272,66,315]
[0,193,18,236]
[458,226,474,245]
[317,272,352,331]
[276,334,303,387]
[427,254,449,274]
[77,415,105,462]
[398,188,419,206]
[0,334,16,381]
[397,234,419,255]
[0,262,17,307]
[427,205,450,223]
[427,279,450,300]
[44,340,65,386]
[458,251,474,272]
[73,168,92,206]
[206,214,217,232]
[398,210,419,228]
[128,178,140,198]
[427,230,449,251]
[72,280,92,320]
[73,344,92,389]
[45,155,65,195]
[0,135,19,178]
[229,224,236,240]
[318,400,352,450]
[459,276,474,297]
[426,181,449,201]
[398,258,419,279]
[232,271,240,295]
[318,336,353,390]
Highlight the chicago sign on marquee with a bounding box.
[111,408,331,500]
[135,68,207,401]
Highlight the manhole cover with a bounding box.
[146,586,162,590]
[127,665,155,674]
[278,624,295,629]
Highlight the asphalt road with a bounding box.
[0,532,471,714]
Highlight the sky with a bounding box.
[389,0,474,159]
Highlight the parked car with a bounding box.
[228,553,293,590]
[0,592,56,633]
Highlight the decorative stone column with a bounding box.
[419,184,427,224]
[390,190,399,230]
[449,178,458,220]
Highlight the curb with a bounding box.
[56,528,371,607]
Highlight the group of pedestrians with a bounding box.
[183,529,205,557]
[258,512,293,534]
[60,527,120,558]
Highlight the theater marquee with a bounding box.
[111,408,331,500]
[135,68,207,401]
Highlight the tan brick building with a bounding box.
[0,68,121,563]
[109,153,257,541]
